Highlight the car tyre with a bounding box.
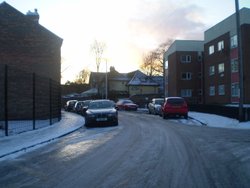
[184,114,188,119]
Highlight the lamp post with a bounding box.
[235,0,244,121]
[105,58,108,99]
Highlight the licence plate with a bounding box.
[96,118,107,121]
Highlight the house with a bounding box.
[0,2,63,122]
[88,67,163,100]
[164,40,204,104]
[204,7,250,104]
[127,70,160,96]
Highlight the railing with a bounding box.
[0,64,61,137]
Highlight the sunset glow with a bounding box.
[5,0,250,83]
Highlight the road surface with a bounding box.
[1,111,250,188]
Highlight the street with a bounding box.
[1,111,250,188]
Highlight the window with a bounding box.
[198,51,202,62]
[218,85,225,95]
[209,86,215,96]
[218,63,224,73]
[231,83,239,97]
[181,72,192,80]
[181,55,191,63]
[218,41,224,51]
[209,66,215,75]
[181,89,192,97]
[209,45,214,55]
[231,35,238,48]
[231,59,238,72]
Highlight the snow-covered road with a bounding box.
[1,111,250,187]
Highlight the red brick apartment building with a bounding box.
[204,8,250,105]
[164,8,250,106]
[164,40,204,104]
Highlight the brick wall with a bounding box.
[0,2,63,82]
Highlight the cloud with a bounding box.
[127,1,206,50]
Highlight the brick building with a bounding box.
[164,40,204,104]
[164,8,250,106]
[0,2,63,122]
[204,8,250,104]
[0,2,63,82]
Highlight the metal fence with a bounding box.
[0,64,61,137]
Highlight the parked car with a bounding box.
[73,101,84,113]
[116,99,138,111]
[73,100,91,114]
[64,100,78,112]
[80,100,92,116]
[161,97,188,119]
[148,98,164,115]
[84,99,118,127]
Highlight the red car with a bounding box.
[116,99,138,111]
[161,97,188,119]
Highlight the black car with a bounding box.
[84,99,118,127]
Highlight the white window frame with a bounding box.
[181,72,192,80]
[209,66,215,76]
[218,41,224,51]
[231,35,238,48]
[181,89,192,97]
[209,45,214,55]
[209,86,215,96]
[218,85,225,95]
[231,83,239,97]
[218,63,224,73]
[231,59,239,73]
[181,55,191,63]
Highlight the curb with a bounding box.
[188,116,207,126]
[0,126,83,159]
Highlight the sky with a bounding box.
[3,0,250,83]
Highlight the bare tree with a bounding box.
[74,69,90,84]
[91,40,106,72]
[140,39,173,76]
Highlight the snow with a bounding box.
[188,112,250,129]
[0,111,84,160]
[0,110,250,161]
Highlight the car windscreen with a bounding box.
[123,100,133,104]
[155,99,164,105]
[88,101,113,109]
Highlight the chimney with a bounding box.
[26,9,39,23]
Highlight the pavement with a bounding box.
[0,111,85,160]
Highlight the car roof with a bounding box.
[165,97,184,100]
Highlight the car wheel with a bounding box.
[184,114,188,119]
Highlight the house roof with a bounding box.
[89,70,161,86]
[127,70,159,86]
[89,72,106,83]
[0,2,63,45]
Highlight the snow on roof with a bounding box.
[127,70,159,86]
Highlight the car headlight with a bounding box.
[87,113,96,118]
[107,113,116,117]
